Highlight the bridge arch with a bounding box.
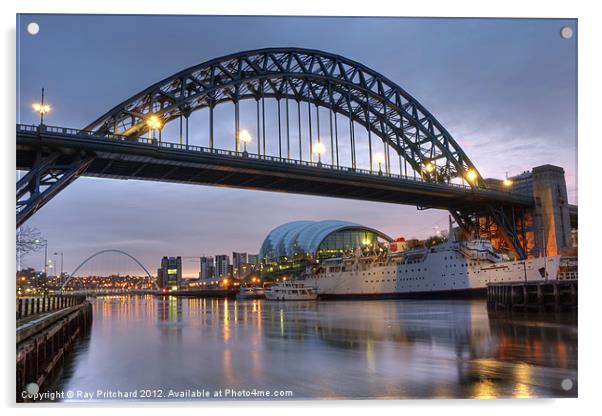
[85,47,483,186]
[60,249,156,290]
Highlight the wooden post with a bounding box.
[553,283,560,312]
[537,284,543,312]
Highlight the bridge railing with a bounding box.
[16,295,86,320]
[18,124,528,200]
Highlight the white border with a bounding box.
[2,1,599,415]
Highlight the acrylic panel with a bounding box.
[16,14,578,403]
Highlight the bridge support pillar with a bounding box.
[531,165,572,257]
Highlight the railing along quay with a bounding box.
[16,295,86,321]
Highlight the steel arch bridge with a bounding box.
[16,47,534,258]
[86,47,482,186]
[60,249,156,291]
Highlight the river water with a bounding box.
[55,295,577,401]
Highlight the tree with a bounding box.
[16,226,43,262]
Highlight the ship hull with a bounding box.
[318,287,487,300]
[304,252,561,299]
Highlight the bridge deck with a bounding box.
[17,124,534,211]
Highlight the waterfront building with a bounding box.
[215,255,230,278]
[232,252,248,277]
[199,256,214,279]
[247,254,260,266]
[259,220,392,279]
[157,256,182,289]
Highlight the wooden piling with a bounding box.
[487,280,577,313]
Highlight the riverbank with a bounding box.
[17,300,93,402]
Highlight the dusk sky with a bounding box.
[16,15,577,277]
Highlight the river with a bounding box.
[54,295,577,401]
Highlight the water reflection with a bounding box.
[56,296,577,400]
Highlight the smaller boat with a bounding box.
[264,282,318,301]
[236,285,265,300]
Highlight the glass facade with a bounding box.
[259,221,391,279]
[317,230,381,259]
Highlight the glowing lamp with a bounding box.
[466,169,478,183]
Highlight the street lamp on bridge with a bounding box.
[465,169,478,184]
[239,129,252,154]
[374,152,385,175]
[146,115,163,142]
[32,87,51,126]
[313,141,325,166]
[421,161,437,182]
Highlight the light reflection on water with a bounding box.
[57,295,577,400]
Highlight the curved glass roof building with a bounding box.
[259,220,392,265]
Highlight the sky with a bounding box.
[16,15,577,277]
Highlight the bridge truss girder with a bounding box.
[450,205,529,259]
[85,48,484,186]
[16,150,95,229]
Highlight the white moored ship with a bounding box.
[301,222,560,299]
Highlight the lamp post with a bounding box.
[146,115,163,142]
[239,129,252,155]
[33,238,48,288]
[374,152,385,175]
[313,141,325,166]
[54,251,64,284]
[422,161,437,181]
[465,169,478,185]
[32,87,51,126]
[503,173,513,190]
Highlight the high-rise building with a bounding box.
[215,255,230,278]
[199,256,214,279]
[232,252,248,277]
[157,256,182,289]
[247,254,259,266]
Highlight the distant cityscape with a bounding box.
[16,251,262,295]
[156,252,261,291]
